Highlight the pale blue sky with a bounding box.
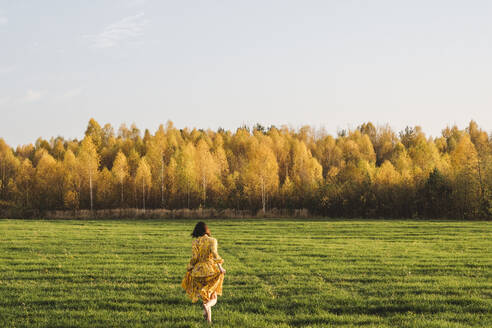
[1,0,491,146]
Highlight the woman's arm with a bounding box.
[186,242,199,271]
[211,238,225,273]
[217,263,226,274]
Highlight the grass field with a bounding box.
[0,219,491,328]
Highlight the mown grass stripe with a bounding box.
[0,219,490,327]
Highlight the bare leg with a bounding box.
[202,302,208,320]
[206,292,217,307]
[204,292,217,323]
[199,296,207,320]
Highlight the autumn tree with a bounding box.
[15,159,34,208]
[85,118,104,151]
[176,143,198,208]
[1,119,491,219]
[135,157,151,210]
[165,157,179,207]
[450,134,480,218]
[62,150,81,211]
[78,136,100,212]
[144,133,168,208]
[97,167,116,208]
[359,123,397,165]
[112,151,129,206]
[195,139,220,207]
[0,139,19,202]
[467,120,491,215]
[127,149,141,208]
[242,137,279,213]
[373,160,401,217]
[34,152,59,210]
[289,139,323,207]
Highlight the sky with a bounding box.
[1,0,491,147]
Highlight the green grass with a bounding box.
[0,219,491,328]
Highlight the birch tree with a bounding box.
[78,136,100,212]
[195,139,220,207]
[176,143,198,208]
[34,152,58,210]
[243,139,279,213]
[15,159,34,207]
[0,139,19,201]
[450,134,480,218]
[136,157,151,210]
[112,151,129,206]
[62,150,81,211]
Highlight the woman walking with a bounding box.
[181,222,226,323]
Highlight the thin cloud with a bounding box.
[59,88,83,100]
[84,12,147,49]
[24,90,43,102]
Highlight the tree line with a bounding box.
[0,119,491,219]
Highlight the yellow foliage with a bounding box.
[375,161,400,186]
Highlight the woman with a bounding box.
[181,222,226,323]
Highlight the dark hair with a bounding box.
[191,221,211,238]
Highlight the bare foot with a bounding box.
[202,304,207,320]
[202,303,211,323]
[206,306,212,323]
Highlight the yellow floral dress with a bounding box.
[181,234,225,303]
